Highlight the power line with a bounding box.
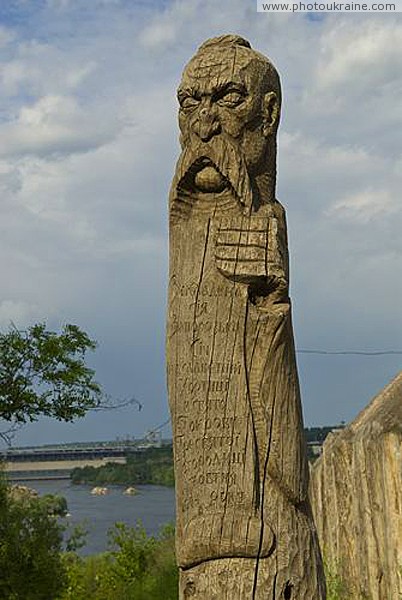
[297,349,402,356]
[112,353,401,441]
[91,395,143,412]
[133,351,401,436]
[147,417,171,433]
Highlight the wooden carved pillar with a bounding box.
[167,35,326,600]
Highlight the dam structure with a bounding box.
[1,441,139,481]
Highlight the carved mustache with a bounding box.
[170,134,253,213]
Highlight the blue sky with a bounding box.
[0,0,401,446]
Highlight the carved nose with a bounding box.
[197,107,221,142]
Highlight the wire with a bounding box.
[297,349,402,356]
[95,350,401,444]
[91,395,143,412]
[147,418,171,433]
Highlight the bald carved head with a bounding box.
[172,35,281,213]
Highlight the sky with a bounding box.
[0,0,401,447]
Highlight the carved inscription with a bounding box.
[168,249,254,531]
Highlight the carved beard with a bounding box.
[169,133,254,216]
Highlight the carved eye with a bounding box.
[217,91,245,108]
[179,95,200,110]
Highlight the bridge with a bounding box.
[1,441,145,481]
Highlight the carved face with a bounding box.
[177,44,280,193]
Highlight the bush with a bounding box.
[0,472,67,600]
[60,522,178,600]
[324,559,352,600]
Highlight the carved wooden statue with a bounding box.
[167,35,326,599]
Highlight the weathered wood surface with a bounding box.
[310,371,402,599]
[167,35,325,599]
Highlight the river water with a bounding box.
[19,479,176,555]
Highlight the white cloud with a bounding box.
[0,1,400,443]
[314,20,402,93]
[0,300,43,329]
[296,17,402,161]
[139,20,178,50]
[0,26,15,48]
[0,95,121,158]
[327,189,398,223]
[0,40,93,97]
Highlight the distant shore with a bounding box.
[70,426,341,486]
[71,446,175,487]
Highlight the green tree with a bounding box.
[61,523,178,600]
[0,322,101,425]
[0,471,67,600]
[70,446,175,487]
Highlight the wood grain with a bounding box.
[167,34,326,599]
[310,372,402,599]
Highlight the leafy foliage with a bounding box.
[60,522,178,600]
[324,559,352,600]
[0,471,67,600]
[71,446,175,487]
[0,323,101,424]
[304,426,340,444]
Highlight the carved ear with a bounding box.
[262,91,280,137]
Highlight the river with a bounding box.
[18,479,176,555]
